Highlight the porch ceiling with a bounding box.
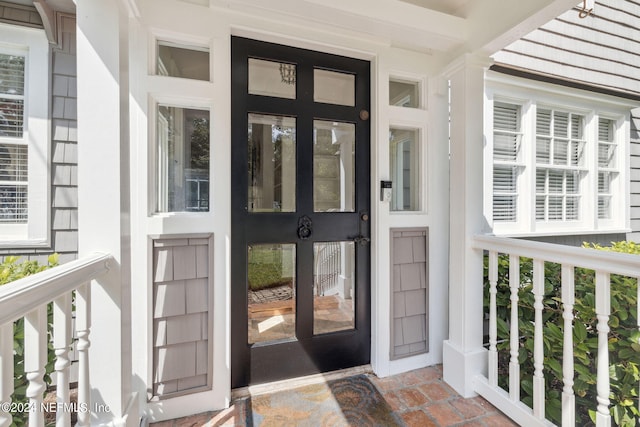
[209,0,580,59]
[8,0,580,61]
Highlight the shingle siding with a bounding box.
[390,228,429,360]
[50,37,79,278]
[493,1,640,98]
[50,13,78,264]
[153,236,212,398]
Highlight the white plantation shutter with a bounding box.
[597,118,616,219]
[493,102,522,222]
[566,196,579,220]
[569,114,585,167]
[0,52,27,223]
[493,166,518,221]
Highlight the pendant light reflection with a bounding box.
[279,63,296,85]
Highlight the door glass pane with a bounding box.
[314,241,355,335]
[156,105,210,213]
[313,120,355,212]
[248,244,296,344]
[314,69,355,106]
[248,59,296,99]
[248,114,296,212]
[157,42,209,81]
[389,128,419,211]
[389,79,419,108]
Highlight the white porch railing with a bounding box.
[472,235,640,427]
[314,242,341,296]
[0,253,112,427]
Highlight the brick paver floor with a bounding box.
[150,365,518,427]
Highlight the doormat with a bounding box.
[244,374,404,426]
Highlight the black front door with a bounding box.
[231,37,371,388]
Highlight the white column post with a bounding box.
[442,54,492,398]
[76,0,137,425]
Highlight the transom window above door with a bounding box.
[247,58,356,107]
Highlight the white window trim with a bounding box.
[0,24,50,247]
[485,72,633,237]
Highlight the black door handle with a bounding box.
[353,235,370,246]
[297,215,313,240]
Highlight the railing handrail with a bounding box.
[0,252,113,326]
[473,234,640,278]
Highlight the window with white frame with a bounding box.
[0,25,49,245]
[487,81,629,235]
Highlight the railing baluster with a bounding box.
[53,293,72,427]
[561,265,575,427]
[532,259,545,419]
[0,323,14,427]
[75,283,91,427]
[595,271,611,427]
[488,251,498,387]
[24,305,47,427]
[472,236,640,426]
[509,254,520,402]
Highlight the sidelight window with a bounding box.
[156,105,210,213]
[389,127,420,211]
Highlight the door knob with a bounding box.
[297,215,313,240]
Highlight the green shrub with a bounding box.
[484,242,640,426]
[0,254,59,426]
[248,246,294,291]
